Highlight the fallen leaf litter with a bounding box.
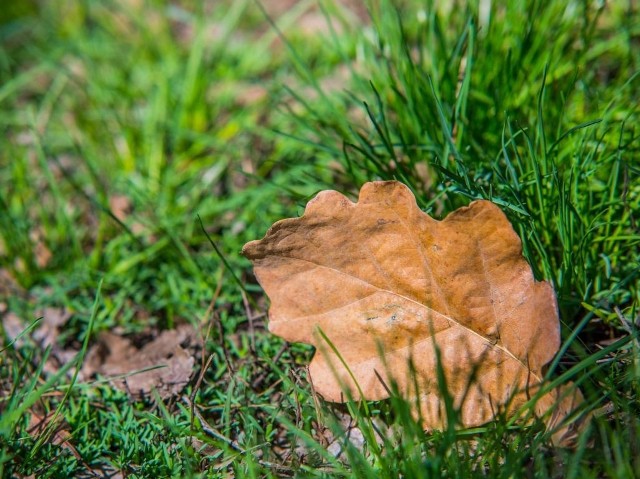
[243,180,587,445]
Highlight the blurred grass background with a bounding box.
[0,0,638,477]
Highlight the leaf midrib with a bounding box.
[268,254,542,384]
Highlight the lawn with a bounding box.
[1,0,639,477]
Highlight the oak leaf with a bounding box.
[243,181,584,442]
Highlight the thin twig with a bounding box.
[182,396,295,475]
[241,289,257,354]
[182,396,243,452]
[373,369,392,397]
[192,277,230,430]
[189,352,214,434]
[306,365,324,426]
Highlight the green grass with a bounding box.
[1,0,639,477]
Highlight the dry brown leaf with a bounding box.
[33,307,72,348]
[243,181,585,443]
[2,311,26,345]
[83,325,196,399]
[109,194,132,223]
[1,307,71,348]
[27,410,82,461]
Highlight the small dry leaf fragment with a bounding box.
[243,181,584,441]
[29,227,53,269]
[83,325,196,399]
[33,307,72,348]
[1,307,71,348]
[27,410,80,459]
[2,311,26,345]
[109,194,132,223]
